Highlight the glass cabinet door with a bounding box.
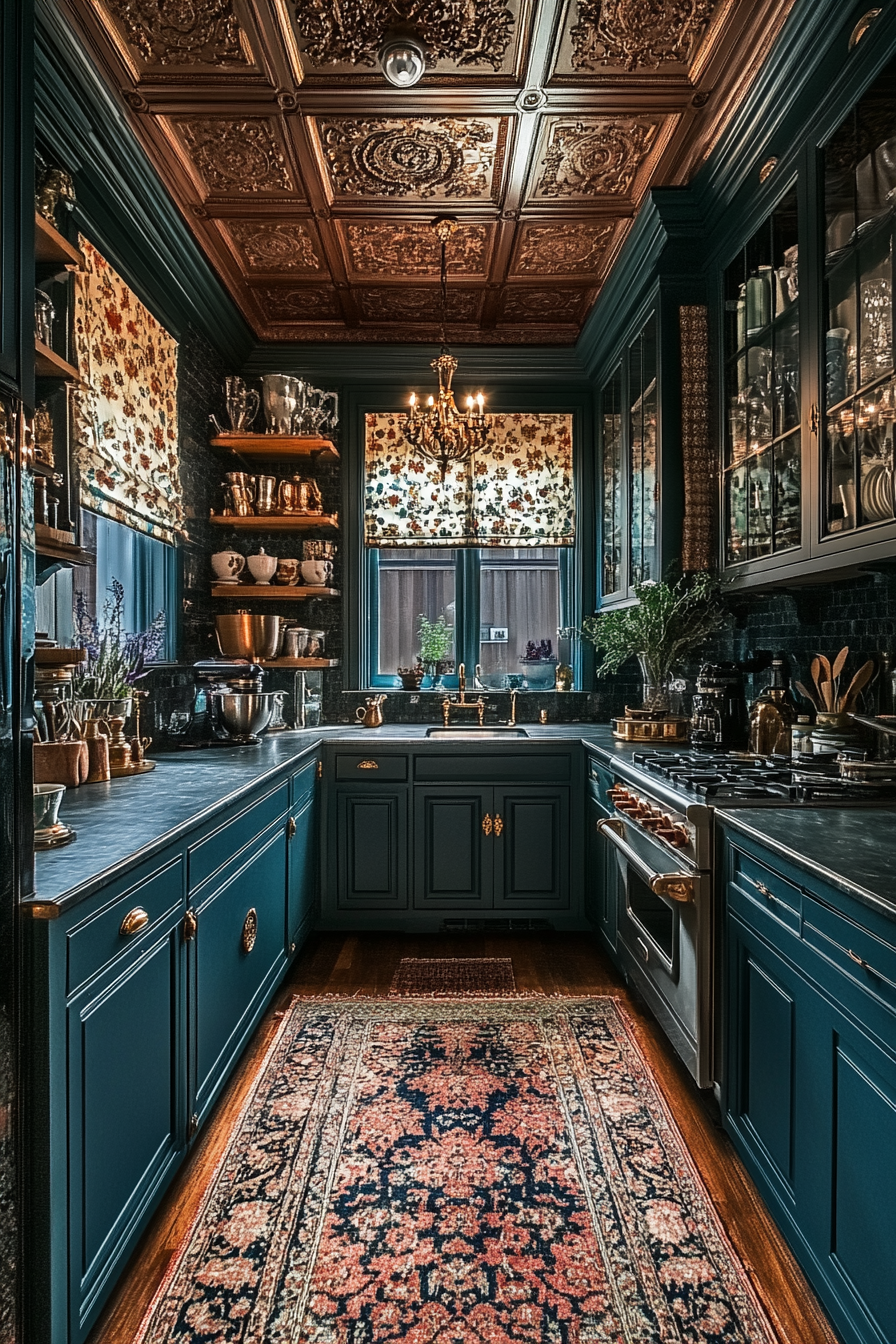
[723,189,801,566]
[600,368,624,598]
[629,316,658,585]
[822,57,895,539]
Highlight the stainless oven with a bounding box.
[598,812,713,1088]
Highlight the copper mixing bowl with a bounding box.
[214,613,282,661]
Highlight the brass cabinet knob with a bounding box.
[482,813,493,836]
[287,817,297,840]
[494,813,504,837]
[119,907,149,937]
[241,908,257,954]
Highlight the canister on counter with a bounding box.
[791,715,813,759]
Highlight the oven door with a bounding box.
[598,817,713,1088]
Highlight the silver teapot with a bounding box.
[261,374,305,435]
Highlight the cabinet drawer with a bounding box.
[188,783,289,891]
[335,754,407,781]
[729,846,802,934]
[414,753,571,783]
[804,896,896,1017]
[66,857,184,997]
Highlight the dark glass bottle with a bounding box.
[748,653,798,755]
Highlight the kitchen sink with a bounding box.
[425,726,530,738]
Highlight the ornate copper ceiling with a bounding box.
[61,0,795,343]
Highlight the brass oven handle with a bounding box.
[595,818,694,904]
[494,813,504,837]
[119,907,149,937]
[482,813,493,836]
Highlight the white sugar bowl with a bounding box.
[247,547,277,585]
[211,550,245,584]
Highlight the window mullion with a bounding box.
[456,549,481,675]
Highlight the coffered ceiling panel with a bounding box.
[62,0,796,343]
[312,117,508,204]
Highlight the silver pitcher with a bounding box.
[261,374,305,434]
[225,376,260,432]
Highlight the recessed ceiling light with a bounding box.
[379,37,426,88]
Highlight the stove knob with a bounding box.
[657,824,689,848]
[608,786,629,802]
[641,815,665,831]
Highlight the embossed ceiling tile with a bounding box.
[257,287,341,321]
[223,221,322,273]
[313,117,506,203]
[171,118,298,196]
[341,221,492,277]
[356,287,482,323]
[529,116,663,202]
[289,0,522,75]
[94,0,254,70]
[553,0,719,76]
[498,287,588,321]
[510,220,617,276]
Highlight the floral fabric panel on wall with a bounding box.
[365,412,575,547]
[73,238,184,543]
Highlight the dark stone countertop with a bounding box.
[717,808,896,922]
[29,723,615,914]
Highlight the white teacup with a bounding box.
[211,550,245,583]
[300,560,328,586]
[247,547,278,585]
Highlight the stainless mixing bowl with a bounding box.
[208,691,277,740]
[214,613,282,661]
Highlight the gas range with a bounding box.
[629,748,896,806]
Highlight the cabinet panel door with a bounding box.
[586,796,617,956]
[287,788,318,952]
[741,948,795,1184]
[413,786,493,909]
[67,914,184,1338]
[493,787,569,909]
[336,788,408,909]
[192,825,287,1121]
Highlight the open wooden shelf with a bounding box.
[211,584,339,600]
[35,213,82,269]
[35,523,93,566]
[209,513,338,531]
[258,657,340,669]
[34,340,80,382]
[210,433,338,460]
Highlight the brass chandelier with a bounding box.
[402,218,488,480]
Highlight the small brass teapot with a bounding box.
[355,695,386,728]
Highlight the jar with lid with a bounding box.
[791,715,813,759]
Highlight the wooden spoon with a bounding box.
[795,680,821,709]
[811,656,824,702]
[832,646,849,682]
[817,654,833,685]
[839,659,875,712]
[820,679,835,711]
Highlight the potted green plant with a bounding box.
[416,612,454,689]
[580,574,729,712]
[74,579,166,720]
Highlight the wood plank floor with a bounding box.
[88,932,841,1344]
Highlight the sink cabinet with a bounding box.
[25,751,319,1344]
[321,745,582,928]
[721,825,896,1344]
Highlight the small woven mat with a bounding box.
[389,957,516,997]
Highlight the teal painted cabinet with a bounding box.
[26,751,319,1344]
[585,756,619,956]
[65,857,185,1344]
[722,827,896,1344]
[493,787,569,909]
[414,786,493,908]
[335,787,409,909]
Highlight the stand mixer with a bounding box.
[184,662,278,746]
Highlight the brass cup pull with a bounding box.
[357,760,379,770]
[482,813,493,836]
[493,813,504,837]
[119,907,149,937]
[241,908,257,954]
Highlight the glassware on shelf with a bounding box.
[860,277,893,385]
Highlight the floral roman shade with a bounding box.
[365,411,575,547]
[73,239,184,543]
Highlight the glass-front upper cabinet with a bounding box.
[723,190,801,567]
[822,60,895,541]
[599,312,659,605]
[629,316,658,586]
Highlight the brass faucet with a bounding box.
[508,688,518,727]
[442,663,486,727]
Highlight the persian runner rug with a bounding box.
[389,956,517,996]
[137,998,777,1344]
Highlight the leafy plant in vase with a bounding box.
[74,578,166,720]
[580,574,729,713]
[416,613,454,689]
